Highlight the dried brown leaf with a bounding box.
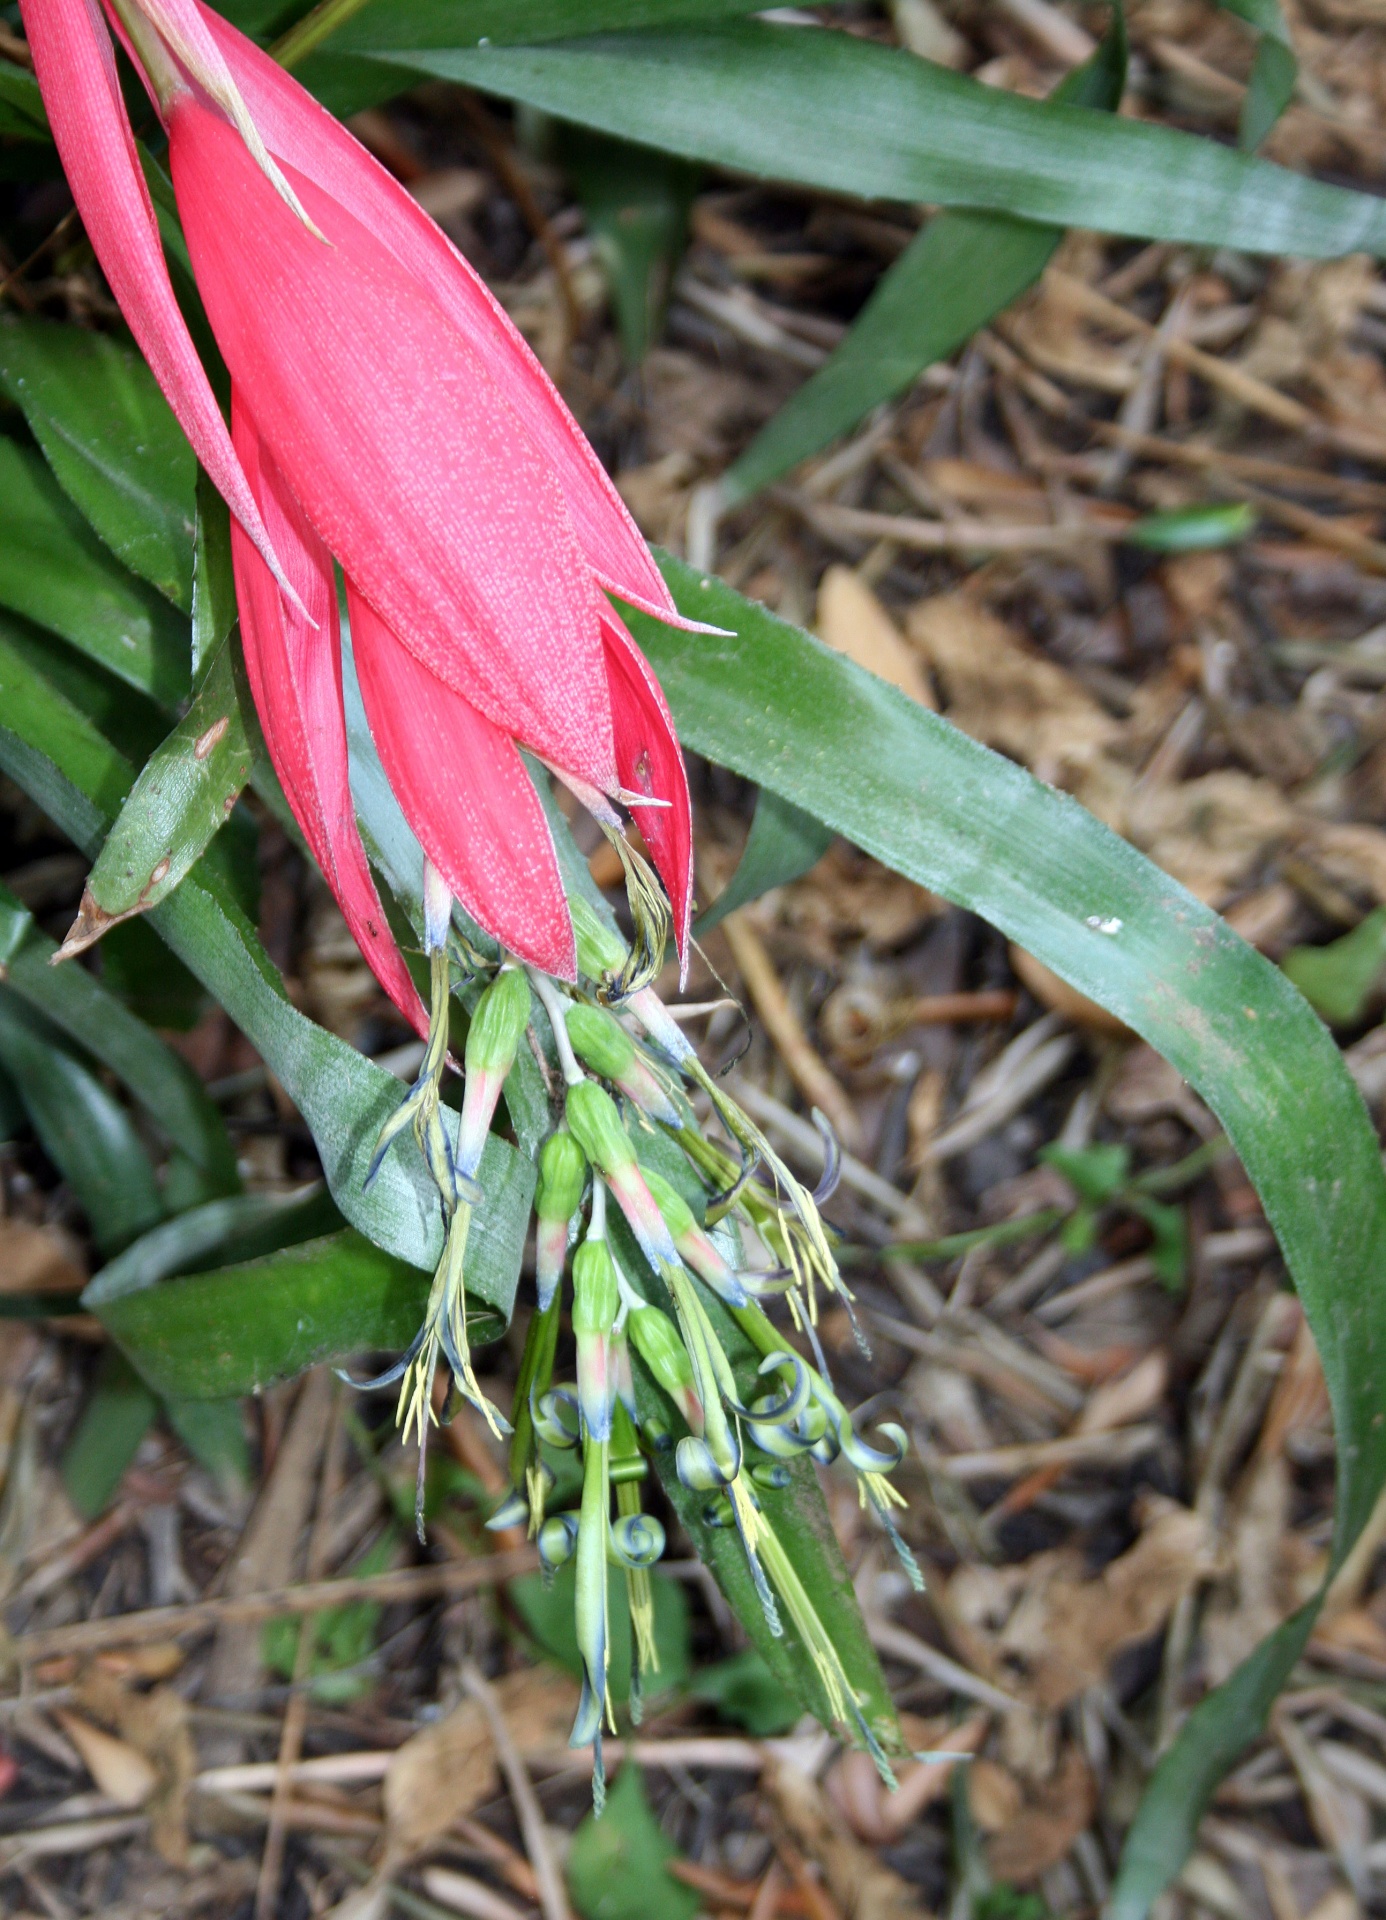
[983,1745,1098,1886]
[817,566,936,708]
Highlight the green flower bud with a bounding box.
[565,1078,635,1174]
[639,1165,697,1241]
[572,1237,619,1337]
[628,1304,694,1396]
[537,1130,587,1224]
[465,966,531,1075]
[566,1003,636,1080]
[572,895,629,979]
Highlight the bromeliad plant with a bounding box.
[20,0,917,1793]
[13,0,1386,1900]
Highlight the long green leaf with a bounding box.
[295,0,766,110]
[631,555,1386,1911]
[0,881,239,1194]
[0,438,187,706]
[0,318,196,609]
[724,16,1127,501]
[87,1227,507,1401]
[410,23,1386,259]
[0,990,164,1255]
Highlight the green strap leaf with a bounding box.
[0,63,50,141]
[1220,0,1297,150]
[0,438,188,707]
[724,10,1128,501]
[693,786,833,935]
[409,22,1386,259]
[61,1350,159,1519]
[86,1225,507,1401]
[556,125,699,363]
[0,317,196,610]
[0,880,239,1194]
[0,989,164,1255]
[626,553,1386,1904]
[83,635,254,932]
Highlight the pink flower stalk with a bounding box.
[23,0,698,1014]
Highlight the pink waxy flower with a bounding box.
[22,0,698,1014]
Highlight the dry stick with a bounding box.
[460,1663,573,1920]
[779,490,1126,555]
[719,912,863,1152]
[254,1384,347,1920]
[1041,268,1386,468]
[11,1546,540,1664]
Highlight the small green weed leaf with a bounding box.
[1219,0,1297,149]
[691,1648,800,1735]
[1125,502,1257,552]
[1282,908,1386,1027]
[1039,1141,1131,1205]
[567,1763,700,1920]
[164,1396,252,1494]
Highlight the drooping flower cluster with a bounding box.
[386,890,922,1806]
[23,0,920,1797]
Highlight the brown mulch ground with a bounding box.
[10,0,1386,1914]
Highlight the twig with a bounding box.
[10,1545,539,1663]
[866,1616,1020,1714]
[254,1384,346,1920]
[937,1422,1163,1482]
[720,914,862,1151]
[460,1663,573,1920]
[780,490,1128,555]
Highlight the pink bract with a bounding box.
[22,0,696,998]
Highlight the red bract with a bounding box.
[21,0,697,1008]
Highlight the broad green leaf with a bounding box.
[295,0,767,112]
[694,786,833,935]
[725,13,1127,501]
[0,437,187,706]
[0,990,164,1255]
[85,1224,510,1401]
[88,1189,341,1301]
[690,1647,799,1736]
[0,318,196,609]
[61,1350,159,1519]
[632,554,1386,1913]
[566,1763,700,1920]
[1220,0,1297,150]
[84,636,254,930]
[0,881,239,1193]
[0,675,535,1287]
[555,125,699,362]
[1281,909,1386,1027]
[415,23,1386,260]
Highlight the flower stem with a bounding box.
[271,0,379,69]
